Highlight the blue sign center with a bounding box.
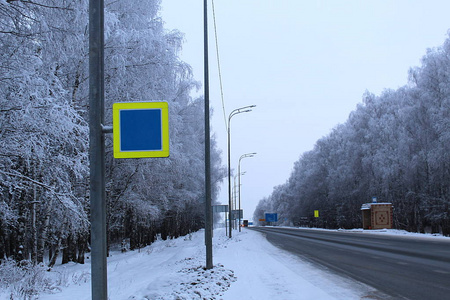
[119,109,162,151]
[265,213,278,222]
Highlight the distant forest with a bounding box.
[0,0,225,265]
[254,34,450,235]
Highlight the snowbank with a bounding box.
[2,229,380,299]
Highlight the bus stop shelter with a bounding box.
[361,202,393,230]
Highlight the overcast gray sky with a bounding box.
[161,0,450,222]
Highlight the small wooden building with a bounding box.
[361,202,393,230]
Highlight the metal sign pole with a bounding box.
[89,0,107,299]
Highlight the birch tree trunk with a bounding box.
[37,198,53,264]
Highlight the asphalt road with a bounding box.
[251,227,450,300]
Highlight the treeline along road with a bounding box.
[251,227,450,300]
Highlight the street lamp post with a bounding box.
[203,0,213,269]
[227,105,255,238]
[232,174,238,229]
[238,153,256,232]
[233,172,245,229]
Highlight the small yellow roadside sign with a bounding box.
[314,210,319,218]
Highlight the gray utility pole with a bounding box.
[204,0,213,270]
[89,0,107,299]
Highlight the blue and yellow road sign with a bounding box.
[113,102,169,158]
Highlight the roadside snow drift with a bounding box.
[3,229,382,300]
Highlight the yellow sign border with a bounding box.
[113,102,169,158]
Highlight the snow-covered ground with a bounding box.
[4,227,447,300]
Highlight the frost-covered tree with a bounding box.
[0,0,225,264]
[256,33,450,235]
[0,0,90,263]
[101,0,225,249]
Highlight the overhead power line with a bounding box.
[211,0,227,131]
